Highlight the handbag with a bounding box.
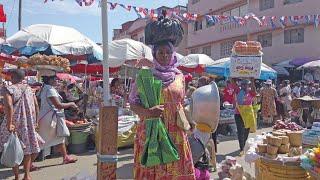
[177,106,191,131]
[45,88,70,137]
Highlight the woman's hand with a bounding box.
[7,123,15,132]
[69,102,78,109]
[147,105,165,118]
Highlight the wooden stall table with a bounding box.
[255,157,312,180]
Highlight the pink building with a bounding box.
[113,5,189,55]
[187,0,320,65]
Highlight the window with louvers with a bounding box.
[259,0,274,11]
[284,28,304,44]
[258,33,272,47]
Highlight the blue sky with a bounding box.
[1,0,188,42]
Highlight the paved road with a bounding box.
[0,127,271,180]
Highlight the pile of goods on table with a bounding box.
[256,121,304,158]
[218,156,253,180]
[273,120,304,131]
[303,122,320,146]
[300,122,320,179]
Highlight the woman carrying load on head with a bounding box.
[129,11,195,180]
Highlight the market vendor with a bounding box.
[235,79,257,155]
[38,70,78,164]
[129,41,195,179]
[223,79,239,105]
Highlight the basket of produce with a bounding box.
[66,119,91,132]
[27,54,70,72]
[273,120,303,131]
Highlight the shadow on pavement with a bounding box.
[117,163,134,179]
[218,135,238,142]
[216,150,240,163]
[0,166,26,180]
[0,168,14,180]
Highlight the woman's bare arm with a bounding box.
[130,103,164,120]
[49,96,77,110]
[3,90,14,131]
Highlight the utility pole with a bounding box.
[97,0,118,180]
[18,0,22,30]
[247,0,251,41]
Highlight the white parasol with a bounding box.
[178,54,214,68]
[297,60,320,70]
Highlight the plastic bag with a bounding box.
[145,13,184,47]
[1,133,24,167]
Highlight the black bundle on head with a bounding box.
[145,10,184,47]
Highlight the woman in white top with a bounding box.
[279,80,292,116]
[38,73,78,164]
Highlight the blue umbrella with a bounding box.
[205,57,277,80]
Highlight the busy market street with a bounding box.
[0,0,320,180]
[0,127,272,180]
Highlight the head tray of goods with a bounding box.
[230,41,263,79]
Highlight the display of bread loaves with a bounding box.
[232,41,262,56]
[28,54,71,72]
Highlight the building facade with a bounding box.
[113,5,189,55]
[187,0,320,65]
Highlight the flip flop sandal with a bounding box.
[63,156,78,164]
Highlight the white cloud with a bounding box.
[25,0,100,16]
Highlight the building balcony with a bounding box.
[188,0,245,15]
[188,21,264,48]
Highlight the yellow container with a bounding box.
[255,158,311,180]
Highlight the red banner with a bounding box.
[0,4,6,22]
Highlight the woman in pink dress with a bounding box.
[129,41,195,179]
[0,69,42,180]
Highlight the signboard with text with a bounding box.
[230,55,262,78]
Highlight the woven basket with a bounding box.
[278,144,290,154]
[267,145,279,155]
[267,136,282,147]
[257,144,267,153]
[279,136,289,145]
[255,158,311,180]
[287,131,303,147]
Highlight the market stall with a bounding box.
[205,57,277,80]
[244,120,319,179]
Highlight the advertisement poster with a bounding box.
[230,56,262,78]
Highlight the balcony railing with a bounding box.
[219,21,246,33]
